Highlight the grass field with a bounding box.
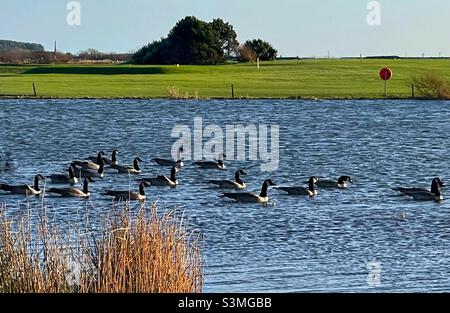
[1,59,450,99]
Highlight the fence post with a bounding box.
[411,84,415,98]
[231,84,234,99]
[32,83,37,97]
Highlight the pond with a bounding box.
[1,99,450,292]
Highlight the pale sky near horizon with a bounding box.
[1,0,449,57]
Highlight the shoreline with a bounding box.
[0,95,438,101]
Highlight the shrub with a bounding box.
[242,39,277,61]
[237,45,257,63]
[412,72,450,99]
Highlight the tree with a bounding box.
[167,16,222,65]
[0,40,44,52]
[133,16,237,65]
[242,39,277,61]
[210,18,239,58]
[132,39,174,64]
[237,45,257,62]
[78,49,103,60]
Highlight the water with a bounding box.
[1,99,450,292]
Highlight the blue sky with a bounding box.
[1,0,449,57]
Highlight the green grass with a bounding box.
[1,59,450,99]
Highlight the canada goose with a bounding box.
[141,166,179,187]
[47,177,93,198]
[221,179,276,203]
[392,178,445,202]
[0,174,46,196]
[208,169,247,189]
[315,176,353,189]
[153,146,184,167]
[72,151,106,170]
[73,157,105,178]
[102,181,151,201]
[110,157,143,174]
[89,149,119,166]
[276,176,319,196]
[194,153,226,170]
[49,165,78,185]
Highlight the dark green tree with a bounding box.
[133,16,243,65]
[243,39,277,61]
[0,40,44,52]
[167,16,222,65]
[132,38,174,64]
[210,18,239,58]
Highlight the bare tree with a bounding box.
[237,45,257,62]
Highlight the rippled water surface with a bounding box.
[1,99,450,292]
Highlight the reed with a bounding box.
[167,86,188,99]
[0,203,203,293]
[411,72,450,99]
[167,86,201,99]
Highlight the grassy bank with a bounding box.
[0,203,203,293]
[1,59,450,99]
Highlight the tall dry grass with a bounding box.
[167,86,199,100]
[412,72,450,99]
[0,203,203,293]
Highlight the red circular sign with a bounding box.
[379,68,392,80]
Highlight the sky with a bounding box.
[1,0,449,57]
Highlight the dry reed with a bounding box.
[411,72,450,99]
[0,202,203,293]
[167,86,199,99]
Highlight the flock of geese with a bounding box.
[0,147,446,203]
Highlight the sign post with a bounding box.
[379,68,393,96]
